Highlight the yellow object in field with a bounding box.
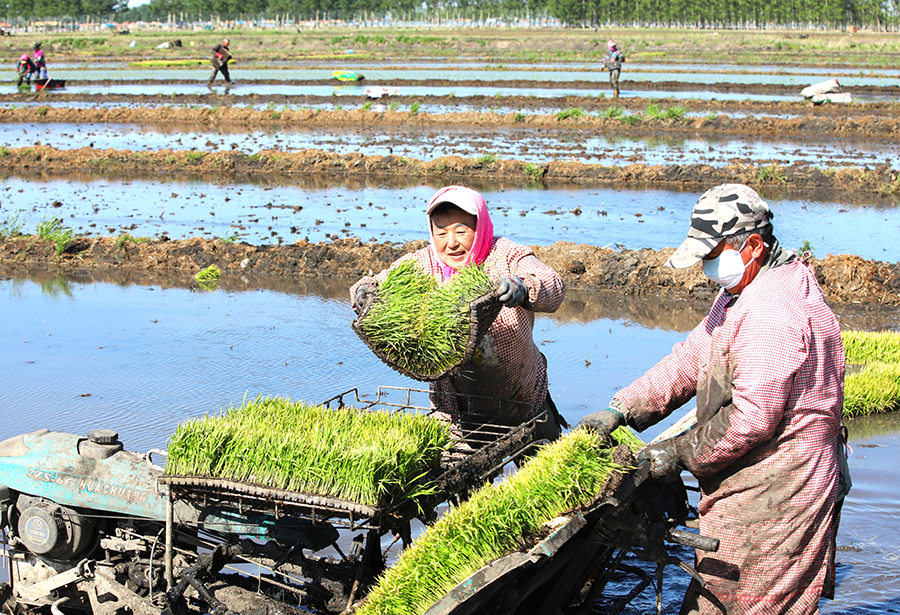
[333,70,364,82]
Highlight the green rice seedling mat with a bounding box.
[842,330,900,365]
[357,427,643,615]
[162,395,451,522]
[352,261,502,382]
[841,330,900,417]
[161,387,547,530]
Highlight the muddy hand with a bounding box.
[497,276,528,308]
[636,441,683,482]
[575,408,624,438]
[353,283,376,314]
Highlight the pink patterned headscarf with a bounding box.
[427,186,494,279]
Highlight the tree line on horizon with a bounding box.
[3,0,898,30]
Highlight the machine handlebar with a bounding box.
[666,527,720,552]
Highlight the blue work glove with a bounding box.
[497,276,528,308]
[575,408,625,439]
[636,441,682,482]
[352,283,376,315]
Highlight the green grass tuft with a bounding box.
[165,396,450,508]
[36,216,76,256]
[598,106,625,118]
[0,210,25,238]
[115,233,150,248]
[556,107,586,120]
[357,429,631,615]
[476,152,497,165]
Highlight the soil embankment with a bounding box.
[1,145,897,195]
[4,102,900,140]
[2,235,897,308]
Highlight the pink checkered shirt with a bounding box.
[615,260,846,614]
[351,237,565,422]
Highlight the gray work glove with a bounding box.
[575,407,625,439]
[497,276,528,308]
[636,440,682,482]
[352,283,376,315]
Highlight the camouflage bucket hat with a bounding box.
[666,184,773,269]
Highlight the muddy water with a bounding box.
[21,82,812,102]
[43,64,900,88]
[0,273,897,613]
[3,122,898,170]
[2,179,898,262]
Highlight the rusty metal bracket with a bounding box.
[17,558,94,602]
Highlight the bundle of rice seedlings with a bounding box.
[837,331,900,417]
[843,362,900,417]
[165,396,451,508]
[359,260,495,377]
[194,264,221,290]
[357,427,641,615]
[841,330,900,365]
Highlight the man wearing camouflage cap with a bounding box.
[579,184,847,614]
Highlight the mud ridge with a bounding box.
[8,89,900,120]
[3,105,900,142]
[1,235,897,307]
[0,145,897,195]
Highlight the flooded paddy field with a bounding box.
[24,61,900,91]
[10,78,900,104]
[2,27,900,613]
[10,54,900,104]
[2,178,898,262]
[0,272,898,613]
[1,121,897,169]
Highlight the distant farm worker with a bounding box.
[32,42,47,80]
[603,39,625,98]
[350,185,568,442]
[16,53,35,88]
[578,183,849,614]
[208,38,233,86]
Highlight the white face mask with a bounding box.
[702,240,749,289]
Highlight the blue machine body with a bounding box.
[0,430,171,519]
[0,429,316,541]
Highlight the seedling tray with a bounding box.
[159,387,543,531]
[352,287,503,382]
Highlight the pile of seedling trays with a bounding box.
[158,386,545,532]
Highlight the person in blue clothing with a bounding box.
[603,40,626,98]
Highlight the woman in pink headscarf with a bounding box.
[350,186,567,440]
